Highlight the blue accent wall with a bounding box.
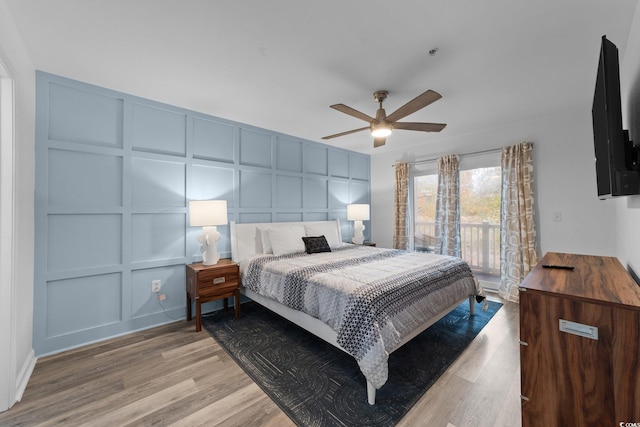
[34,72,371,355]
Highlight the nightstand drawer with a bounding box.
[198,269,238,286]
[199,278,238,297]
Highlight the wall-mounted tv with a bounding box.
[592,35,640,199]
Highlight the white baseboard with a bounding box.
[14,349,36,403]
[479,279,500,292]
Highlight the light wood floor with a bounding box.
[0,295,521,427]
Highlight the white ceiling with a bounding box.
[4,0,638,154]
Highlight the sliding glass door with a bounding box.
[458,166,501,277]
[410,157,501,286]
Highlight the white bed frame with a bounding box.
[230,220,475,405]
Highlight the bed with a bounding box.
[230,219,483,405]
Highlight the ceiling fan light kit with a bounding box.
[323,89,446,147]
[371,123,392,137]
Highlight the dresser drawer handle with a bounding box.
[213,277,226,285]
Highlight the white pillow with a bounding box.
[254,228,264,254]
[257,227,273,254]
[304,222,341,248]
[268,225,306,256]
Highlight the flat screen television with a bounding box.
[592,35,640,199]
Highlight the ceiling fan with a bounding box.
[322,90,446,148]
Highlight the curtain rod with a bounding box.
[393,147,502,167]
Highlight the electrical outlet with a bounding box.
[151,280,161,293]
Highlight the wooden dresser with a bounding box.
[519,252,640,426]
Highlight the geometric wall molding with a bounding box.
[34,71,371,356]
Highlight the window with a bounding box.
[412,173,437,252]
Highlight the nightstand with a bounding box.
[186,259,240,332]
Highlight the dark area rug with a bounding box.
[202,299,502,427]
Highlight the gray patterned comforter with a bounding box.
[240,244,482,389]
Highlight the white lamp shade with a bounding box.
[347,204,370,221]
[189,200,228,227]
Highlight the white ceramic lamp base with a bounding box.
[352,220,365,245]
[198,226,221,265]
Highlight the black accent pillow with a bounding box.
[302,235,332,254]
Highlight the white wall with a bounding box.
[0,0,36,412]
[617,0,640,273]
[371,108,617,258]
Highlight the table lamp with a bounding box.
[189,200,228,265]
[347,204,370,245]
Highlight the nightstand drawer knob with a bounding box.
[213,277,226,285]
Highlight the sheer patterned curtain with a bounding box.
[434,155,461,257]
[499,142,538,302]
[393,162,409,249]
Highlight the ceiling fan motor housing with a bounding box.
[371,100,392,136]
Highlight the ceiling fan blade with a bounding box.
[385,90,442,123]
[322,127,369,140]
[330,104,375,123]
[373,137,386,148]
[393,122,447,132]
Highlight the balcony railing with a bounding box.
[414,221,500,275]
